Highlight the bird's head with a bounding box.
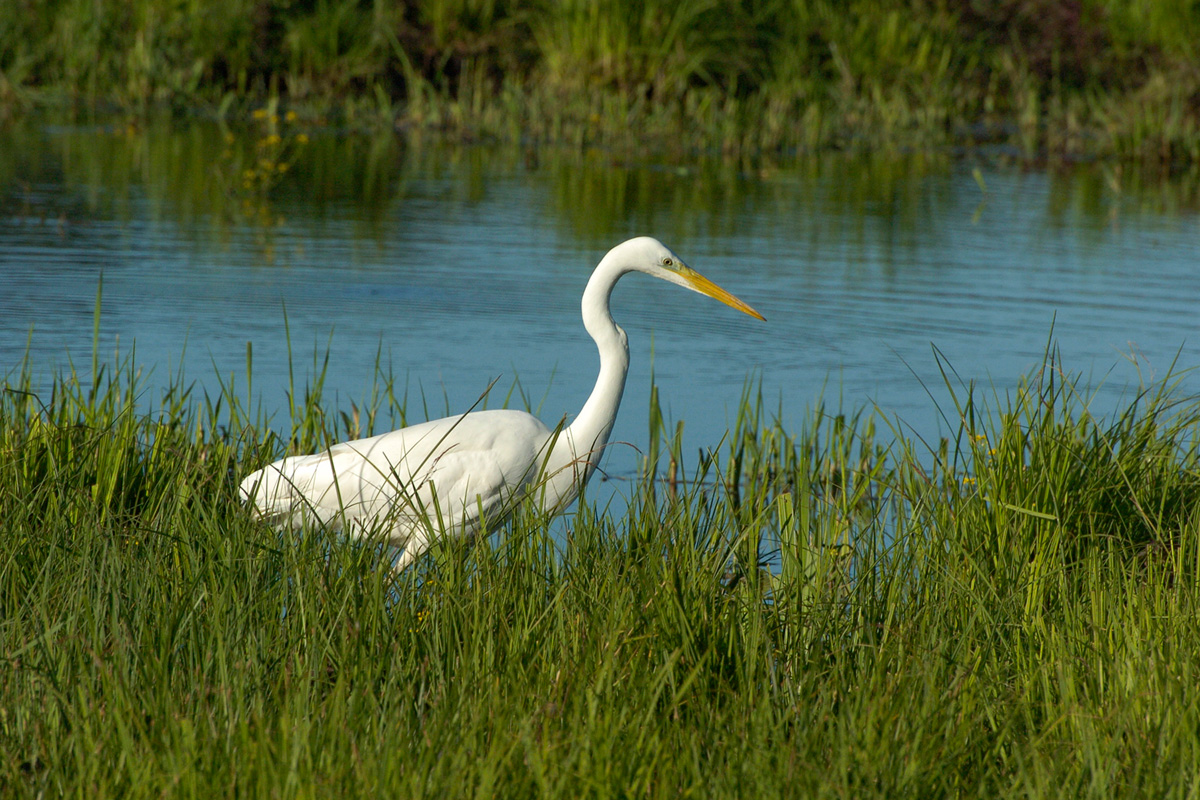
[609,236,765,321]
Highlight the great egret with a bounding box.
[239,236,763,572]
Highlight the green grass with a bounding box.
[3,328,1200,797]
[2,0,1199,162]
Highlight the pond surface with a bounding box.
[2,118,1199,494]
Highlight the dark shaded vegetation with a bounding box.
[2,0,1199,160]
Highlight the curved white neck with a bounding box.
[559,257,631,487]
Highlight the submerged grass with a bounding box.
[3,336,1200,797]
[3,0,1200,162]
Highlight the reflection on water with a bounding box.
[2,117,1199,489]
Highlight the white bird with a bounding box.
[239,237,763,572]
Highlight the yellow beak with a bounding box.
[680,268,765,321]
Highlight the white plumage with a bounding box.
[240,237,763,572]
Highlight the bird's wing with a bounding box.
[240,409,554,546]
[358,409,555,537]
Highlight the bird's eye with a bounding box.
[662,257,673,267]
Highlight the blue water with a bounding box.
[3,126,1198,502]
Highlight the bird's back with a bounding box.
[240,408,556,554]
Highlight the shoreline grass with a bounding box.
[2,1,1199,163]
[3,336,1200,796]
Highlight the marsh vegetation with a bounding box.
[3,338,1200,796]
[4,0,1200,161]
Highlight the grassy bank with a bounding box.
[2,0,1199,162]
[3,336,1200,796]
